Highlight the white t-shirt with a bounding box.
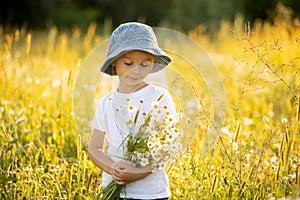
[92,84,177,199]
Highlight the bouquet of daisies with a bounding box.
[99,94,183,200]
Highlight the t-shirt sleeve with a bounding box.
[91,99,108,132]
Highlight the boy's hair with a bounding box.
[100,22,172,76]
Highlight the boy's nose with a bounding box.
[130,65,142,74]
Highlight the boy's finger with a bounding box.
[113,168,125,177]
[116,180,125,185]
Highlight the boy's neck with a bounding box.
[117,81,148,94]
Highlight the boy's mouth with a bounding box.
[126,76,141,81]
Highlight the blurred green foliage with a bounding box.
[0,0,299,32]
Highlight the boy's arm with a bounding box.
[89,129,152,185]
[88,129,115,175]
[112,163,152,185]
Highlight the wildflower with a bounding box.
[154,132,160,139]
[9,109,15,115]
[221,127,229,135]
[208,165,215,169]
[158,162,165,169]
[131,154,137,161]
[243,163,250,168]
[243,117,253,126]
[126,98,131,103]
[126,118,133,125]
[38,167,45,172]
[232,142,239,152]
[26,77,33,83]
[128,105,135,111]
[290,173,296,180]
[140,127,146,134]
[221,127,232,139]
[245,154,251,161]
[166,133,174,141]
[281,117,288,124]
[144,151,150,157]
[128,105,137,114]
[119,105,125,110]
[169,143,182,152]
[153,142,162,149]
[147,139,155,148]
[52,80,61,88]
[152,151,163,161]
[262,160,270,167]
[140,158,149,167]
[271,164,278,170]
[34,78,40,84]
[268,110,275,117]
[136,152,143,159]
[151,101,159,110]
[15,117,26,125]
[292,163,298,169]
[23,167,33,172]
[283,176,289,181]
[263,117,269,123]
[270,156,277,163]
[24,142,35,150]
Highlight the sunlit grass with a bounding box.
[1,15,299,199]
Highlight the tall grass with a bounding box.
[1,13,300,199]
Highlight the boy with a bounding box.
[88,22,177,200]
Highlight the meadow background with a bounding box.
[1,2,300,200]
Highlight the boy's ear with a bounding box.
[111,61,115,67]
[111,64,116,75]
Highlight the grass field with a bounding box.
[1,15,300,199]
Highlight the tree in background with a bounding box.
[75,0,171,27]
[166,0,238,32]
[0,0,299,32]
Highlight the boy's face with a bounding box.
[113,50,155,87]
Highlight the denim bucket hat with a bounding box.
[100,22,172,76]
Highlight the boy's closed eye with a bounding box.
[124,62,150,67]
[125,62,133,66]
[141,63,149,67]
[141,61,153,67]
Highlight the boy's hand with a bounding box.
[112,160,135,169]
[111,160,151,185]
